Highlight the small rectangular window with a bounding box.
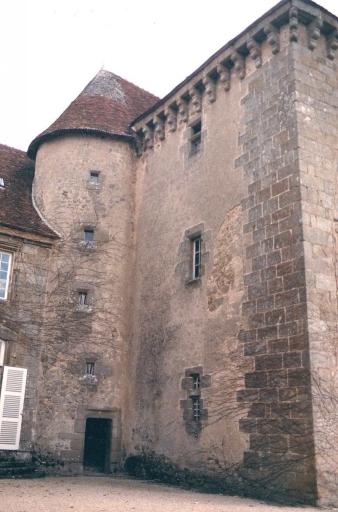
[86,362,95,375]
[0,340,5,366]
[192,397,201,421]
[0,251,12,300]
[89,172,99,183]
[193,237,201,279]
[78,292,88,306]
[191,374,200,390]
[84,229,94,242]
[0,178,4,187]
[190,121,202,155]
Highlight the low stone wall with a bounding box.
[124,451,316,505]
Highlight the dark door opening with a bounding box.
[83,418,112,472]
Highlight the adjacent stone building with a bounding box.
[1,0,338,506]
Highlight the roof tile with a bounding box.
[0,144,57,239]
[28,71,158,158]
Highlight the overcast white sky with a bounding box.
[1,0,338,152]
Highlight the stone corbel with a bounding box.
[247,39,262,68]
[231,51,246,80]
[164,107,177,132]
[189,87,202,113]
[202,76,216,103]
[177,98,189,123]
[142,125,154,149]
[289,7,298,42]
[153,116,165,141]
[307,17,323,50]
[217,64,231,92]
[134,133,144,155]
[326,29,338,60]
[264,24,280,54]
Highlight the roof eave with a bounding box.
[28,128,134,159]
[131,0,338,127]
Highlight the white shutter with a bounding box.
[0,366,27,450]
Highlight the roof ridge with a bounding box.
[0,143,29,157]
[79,69,159,102]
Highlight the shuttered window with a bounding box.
[0,340,5,366]
[0,251,12,300]
[0,366,27,450]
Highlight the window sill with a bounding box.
[86,183,101,191]
[79,374,98,387]
[78,241,98,251]
[74,305,93,314]
[185,277,202,286]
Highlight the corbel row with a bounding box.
[299,9,338,61]
[140,32,273,149]
[139,12,338,149]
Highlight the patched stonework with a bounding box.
[207,205,243,312]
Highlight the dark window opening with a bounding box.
[86,362,95,375]
[90,172,99,183]
[78,291,88,306]
[190,121,202,155]
[191,373,200,390]
[193,237,201,279]
[84,229,94,242]
[83,418,112,472]
[192,397,201,421]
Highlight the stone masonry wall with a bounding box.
[33,134,136,470]
[125,60,248,473]
[293,26,338,507]
[237,40,317,502]
[0,231,52,450]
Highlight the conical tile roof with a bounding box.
[28,71,159,158]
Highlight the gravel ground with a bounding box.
[0,476,334,512]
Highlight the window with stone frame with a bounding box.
[192,237,202,279]
[85,362,95,375]
[180,366,211,437]
[89,171,100,183]
[78,291,88,306]
[84,229,94,242]
[191,396,201,421]
[0,340,5,366]
[176,223,210,285]
[0,251,12,300]
[75,288,93,313]
[190,120,202,155]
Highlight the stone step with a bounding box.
[0,466,45,479]
[0,460,29,469]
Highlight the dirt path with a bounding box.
[0,476,333,512]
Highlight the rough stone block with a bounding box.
[245,372,267,388]
[256,353,282,370]
[242,336,266,354]
[288,368,311,388]
[248,282,268,300]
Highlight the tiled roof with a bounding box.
[0,144,57,239]
[28,71,159,158]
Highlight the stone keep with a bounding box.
[0,0,338,507]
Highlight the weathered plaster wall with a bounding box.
[33,134,136,469]
[125,61,249,473]
[293,26,338,507]
[0,231,52,450]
